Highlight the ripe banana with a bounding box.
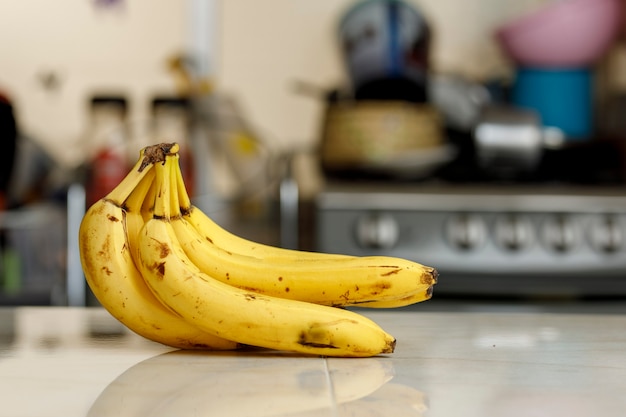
[354,285,435,308]
[78,143,239,350]
[136,155,396,357]
[168,153,437,308]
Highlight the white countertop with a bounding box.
[0,305,625,417]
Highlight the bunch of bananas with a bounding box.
[79,143,437,357]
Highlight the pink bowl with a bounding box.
[496,0,623,67]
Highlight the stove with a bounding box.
[315,181,626,297]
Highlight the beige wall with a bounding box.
[217,0,551,151]
[0,0,554,167]
[0,0,187,167]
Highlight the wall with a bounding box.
[0,0,556,169]
[216,0,551,152]
[0,0,187,167]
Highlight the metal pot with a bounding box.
[473,105,565,179]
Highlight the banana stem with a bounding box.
[105,157,151,206]
[153,156,171,220]
[105,143,178,206]
[168,154,183,218]
[141,175,156,219]
[175,157,193,212]
[124,168,156,213]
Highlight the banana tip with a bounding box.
[383,337,396,354]
[426,285,434,298]
[430,267,439,284]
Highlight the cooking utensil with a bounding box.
[428,73,492,132]
[512,67,593,140]
[319,100,445,178]
[495,0,622,67]
[339,0,431,102]
[473,105,564,179]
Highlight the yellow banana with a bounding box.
[136,156,396,357]
[168,154,437,307]
[354,285,435,308]
[79,143,239,350]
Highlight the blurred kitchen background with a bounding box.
[2,0,626,308]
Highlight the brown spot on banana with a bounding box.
[373,281,392,291]
[421,272,437,286]
[149,238,171,258]
[239,285,264,294]
[154,261,166,278]
[297,330,339,349]
[97,236,112,261]
[383,338,396,354]
[298,341,339,349]
[380,268,402,277]
[106,214,120,223]
[121,210,129,236]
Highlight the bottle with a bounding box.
[85,96,130,207]
[150,96,195,196]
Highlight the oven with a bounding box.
[315,181,626,297]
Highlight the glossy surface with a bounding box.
[0,306,625,416]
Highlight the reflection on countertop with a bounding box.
[0,305,625,417]
[87,350,423,417]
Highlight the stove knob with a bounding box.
[446,213,485,251]
[589,215,622,253]
[495,214,533,251]
[355,213,399,249]
[543,215,578,253]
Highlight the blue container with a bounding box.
[512,67,593,140]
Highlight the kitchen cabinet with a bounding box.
[1,305,625,416]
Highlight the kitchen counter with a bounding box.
[0,305,625,417]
